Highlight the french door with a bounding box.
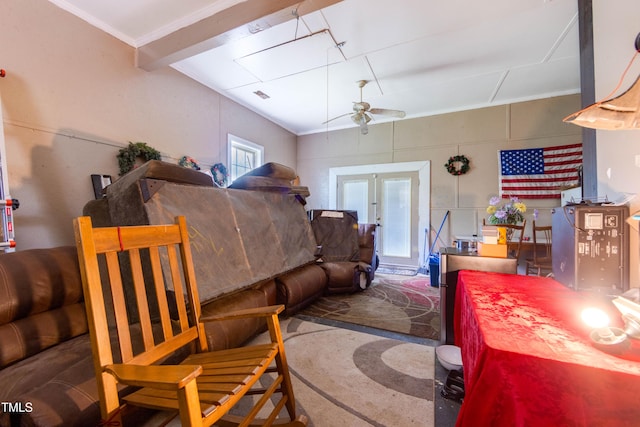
[337,172,419,267]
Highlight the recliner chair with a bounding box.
[309,210,378,294]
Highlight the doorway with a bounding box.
[329,162,430,269]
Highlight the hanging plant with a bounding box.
[179,156,201,170]
[211,163,228,187]
[117,142,162,176]
[444,155,470,176]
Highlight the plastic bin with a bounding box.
[429,255,440,287]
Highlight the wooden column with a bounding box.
[577,0,597,200]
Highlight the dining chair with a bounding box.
[502,221,527,262]
[525,221,553,276]
[73,215,308,427]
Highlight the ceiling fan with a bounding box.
[324,80,406,135]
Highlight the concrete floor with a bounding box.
[434,358,462,426]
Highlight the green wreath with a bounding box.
[444,155,470,176]
[117,142,162,176]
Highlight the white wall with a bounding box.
[593,0,640,286]
[0,0,296,249]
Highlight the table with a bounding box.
[453,270,640,427]
[438,248,518,344]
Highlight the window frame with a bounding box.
[227,134,264,183]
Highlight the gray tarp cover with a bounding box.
[145,184,318,303]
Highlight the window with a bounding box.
[227,134,263,182]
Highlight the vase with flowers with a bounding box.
[486,196,526,225]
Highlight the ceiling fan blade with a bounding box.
[322,112,352,124]
[369,108,406,118]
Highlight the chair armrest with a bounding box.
[105,364,202,390]
[201,304,284,322]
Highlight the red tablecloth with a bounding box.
[454,270,640,427]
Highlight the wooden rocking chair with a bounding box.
[73,216,308,427]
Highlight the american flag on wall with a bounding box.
[499,143,582,199]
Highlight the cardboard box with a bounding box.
[478,242,508,258]
[483,236,498,244]
[481,225,498,244]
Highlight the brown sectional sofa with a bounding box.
[0,245,285,426]
[0,161,377,426]
[0,247,98,426]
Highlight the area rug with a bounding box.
[152,318,435,427]
[237,318,435,426]
[299,273,441,340]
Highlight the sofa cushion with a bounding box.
[240,162,297,180]
[0,333,99,427]
[320,261,373,294]
[0,323,189,427]
[0,246,86,369]
[228,161,296,192]
[0,247,82,325]
[200,280,277,351]
[276,264,328,316]
[0,303,87,369]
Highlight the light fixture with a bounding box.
[581,307,630,353]
[352,113,370,135]
[563,32,640,130]
[612,290,640,339]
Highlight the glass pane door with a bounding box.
[337,172,419,267]
[381,177,412,258]
[337,174,376,224]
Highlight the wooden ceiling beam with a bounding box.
[136,0,343,71]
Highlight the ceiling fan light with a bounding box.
[356,113,369,135]
[325,80,405,132]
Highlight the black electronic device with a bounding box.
[552,205,629,293]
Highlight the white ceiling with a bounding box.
[50,0,581,136]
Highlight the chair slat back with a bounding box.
[503,220,527,260]
[532,221,552,261]
[74,216,207,384]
